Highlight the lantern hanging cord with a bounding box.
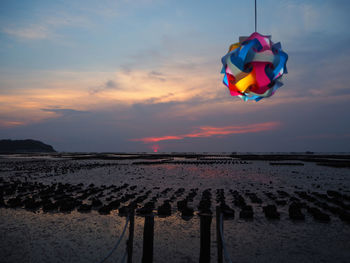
[255,0,257,32]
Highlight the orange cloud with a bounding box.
[0,63,219,126]
[131,122,281,143]
[0,120,25,128]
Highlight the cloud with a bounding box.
[105,80,117,88]
[89,80,120,94]
[1,12,90,41]
[140,93,175,104]
[148,71,166,82]
[2,25,51,40]
[130,122,281,143]
[41,108,89,116]
[0,120,25,128]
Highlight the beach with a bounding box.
[0,153,349,263]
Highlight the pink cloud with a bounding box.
[131,122,281,143]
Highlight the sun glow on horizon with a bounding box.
[151,144,160,152]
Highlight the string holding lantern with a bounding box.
[221,1,288,101]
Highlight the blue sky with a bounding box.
[0,0,349,152]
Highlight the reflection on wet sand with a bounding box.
[0,153,349,262]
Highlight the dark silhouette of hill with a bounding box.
[0,139,56,153]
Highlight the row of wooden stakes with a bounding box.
[121,206,228,263]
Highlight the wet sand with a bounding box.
[0,153,349,262]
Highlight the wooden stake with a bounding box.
[216,206,223,263]
[199,215,212,263]
[142,215,154,263]
[127,207,134,263]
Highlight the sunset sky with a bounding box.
[1,0,349,152]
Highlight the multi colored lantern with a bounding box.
[221,32,288,101]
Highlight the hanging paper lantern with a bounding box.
[221,32,288,101]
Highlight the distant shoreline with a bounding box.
[0,139,56,153]
[1,152,349,168]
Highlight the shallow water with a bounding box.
[0,156,349,263]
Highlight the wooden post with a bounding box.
[216,206,223,263]
[142,215,154,263]
[127,207,134,263]
[199,215,212,263]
